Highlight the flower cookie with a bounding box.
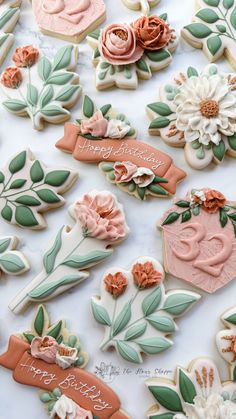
[216,305,236,380]
[160,188,236,293]
[0,235,29,277]
[0,0,21,66]
[0,149,77,230]
[9,190,129,313]
[56,95,186,201]
[121,0,160,15]
[87,14,178,90]
[182,0,236,70]
[91,257,200,364]
[147,64,236,170]
[0,44,81,130]
[0,305,130,418]
[31,0,106,43]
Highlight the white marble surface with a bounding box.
[0,1,236,418]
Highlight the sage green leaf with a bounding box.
[163,293,198,316]
[100,163,114,172]
[43,226,63,274]
[153,176,168,184]
[149,117,170,130]
[184,23,212,38]
[113,302,132,336]
[93,47,100,59]
[9,179,26,189]
[228,134,236,151]
[62,250,113,269]
[203,0,220,5]
[46,72,74,85]
[0,171,5,183]
[29,274,86,299]
[0,253,26,273]
[196,8,219,23]
[1,205,12,222]
[38,56,52,82]
[216,24,227,32]
[39,85,54,109]
[137,337,172,354]
[91,300,111,326]
[0,238,11,253]
[124,323,147,341]
[149,414,174,419]
[230,6,236,29]
[15,195,41,206]
[159,13,168,21]
[36,189,60,204]
[15,206,38,227]
[45,170,70,186]
[27,84,38,106]
[207,36,222,56]
[0,8,18,29]
[117,341,142,364]
[224,313,236,325]
[147,315,176,333]
[187,67,199,77]
[136,58,150,73]
[3,99,27,112]
[40,393,52,403]
[220,209,228,228]
[148,386,183,411]
[52,45,73,71]
[83,95,95,118]
[100,62,110,69]
[34,305,45,336]
[179,369,197,403]
[88,28,100,40]
[30,160,44,183]
[148,102,172,117]
[212,140,226,161]
[41,105,68,117]
[23,333,35,344]
[54,85,80,102]
[148,184,169,196]
[68,336,77,347]
[142,287,162,316]
[47,321,63,339]
[0,34,8,47]
[137,186,145,200]
[9,151,26,174]
[100,104,112,116]
[175,200,190,208]
[223,0,234,8]
[162,212,180,225]
[181,210,192,223]
[146,49,171,62]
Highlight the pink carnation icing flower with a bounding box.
[12,45,39,68]
[31,336,59,364]
[74,191,128,241]
[114,161,137,183]
[99,23,143,65]
[1,67,22,89]
[80,110,108,138]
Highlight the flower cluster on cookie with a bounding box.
[87,14,178,89]
[217,305,236,381]
[41,391,92,419]
[147,65,236,169]
[0,44,81,130]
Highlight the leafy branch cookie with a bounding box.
[0,44,81,130]
[182,0,236,70]
[91,257,200,364]
[0,0,21,66]
[9,190,129,314]
[0,149,77,230]
[0,235,29,277]
[121,0,160,15]
[87,14,178,90]
[56,95,186,201]
[160,188,236,293]
[0,305,131,418]
[147,64,236,169]
[31,0,106,43]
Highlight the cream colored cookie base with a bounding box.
[121,0,160,13]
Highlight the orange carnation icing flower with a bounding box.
[203,189,226,214]
[13,45,39,67]
[132,261,163,289]
[133,15,172,51]
[1,67,22,88]
[104,272,127,297]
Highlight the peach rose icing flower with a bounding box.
[203,189,226,214]
[80,110,108,138]
[31,336,59,363]
[74,191,128,241]
[132,261,163,289]
[1,67,22,89]
[133,15,172,51]
[99,23,143,65]
[104,272,128,297]
[114,161,137,183]
[13,45,39,67]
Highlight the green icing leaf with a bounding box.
[39,85,54,109]
[117,341,141,364]
[179,369,197,403]
[15,196,41,206]
[29,274,86,299]
[212,140,226,161]
[47,321,63,339]
[149,117,170,130]
[52,45,73,71]
[137,186,146,200]
[142,287,162,316]
[148,102,172,117]
[54,85,80,102]
[43,226,63,274]
[148,184,168,196]
[162,212,180,225]
[38,56,52,82]
[147,315,175,333]
[41,105,68,117]
[3,99,27,112]
[187,67,199,77]
[113,302,132,337]
[159,13,168,21]
[0,34,8,48]
[148,386,183,411]
[230,6,236,29]
[27,84,38,107]
[224,313,236,325]
[207,36,222,56]
[45,170,70,186]
[23,333,35,344]
[36,189,60,204]
[184,23,212,38]
[163,293,198,316]
[100,163,114,172]
[0,171,5,183]
[146,49,171,62]
[83,95,95,118]
[223,0,234,8]
[9,151,26,174]
[88,28,100,40]
[30,160,44,183]
[46,72,74,85]
[0,8,18,30]
[181,210,192,223]
[1,205,12,222]
[124,323,147,341]
[0,238,11,253]
[136,57,150,73]
[9,179,27,189]
[216,24,227,32]
[15,206,39,227]
[100,104,112,116]
[149,414,174,419]
[196,8,219,23]
[0,253,26,273]
[228,134,236,151]
[62,250,112,269]
[203,0,220,5]
[34,305,45,336]
[91,300,111,326]
[220,209,228,228]
[137,337,172,354]
[175,200,190,208]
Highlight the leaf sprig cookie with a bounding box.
[0,235,29,277]
[56,95,186,200]
[0,0,21,66]
[9,190,129,314]
[121,0,160,15]
[160,188,236,293]
[91,257,200,364]
[0,149,77,230]
[0,44,81,130]
[182,0,236,70]
[0,305,131,418]
[87,14,178,90]
[147,64,236,170]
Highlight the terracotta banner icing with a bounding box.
[56,123,186,194]
[0,336,127,419]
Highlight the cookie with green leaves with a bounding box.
[0,0,21,66]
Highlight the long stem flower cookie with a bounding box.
[9,190,129,314]
[0,149,77,230]
[0,305,130,418]
[0,44,81,130]
[91,257,200,364]
[56,95,186,201]
[147,64,236,170]
[160,188,236,293]
[182,0,236,70]
[121,0,160,15]
[87,14,178,90]
[31,0,106,43]
[0,0,21,66]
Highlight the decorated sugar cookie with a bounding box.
[0,305,130,418]
[0,149,77,230]
[91,257,200,364]
[87,14,178,90]
[0,44,81,130]
[121,0,160,15]
[217,305,236,380]
[160,188,236,293]
[0,0,21,66]
[31,0,106,43]
[56,96,186,201]
[147,65,236,170]
[182,0,236,70]
[0,235,29,277]
[9,190,129,314]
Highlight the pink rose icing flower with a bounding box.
[99,23,143,65]
[31,336,59,363]
[50,394,93,419]
[132,167,155,187]
[114,161,137,183]
[80,110,108,138]
[74,191,128,241]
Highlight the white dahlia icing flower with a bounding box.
[174,74,236,146]
[50,394,93,419]
[174,395,236,419]
[105,119,131,139]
